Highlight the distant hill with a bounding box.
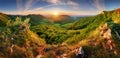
[42,15,74,24]
[8,14,75,26]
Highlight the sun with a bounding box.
[53,11,59,16]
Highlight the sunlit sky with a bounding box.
[0,0,120,16]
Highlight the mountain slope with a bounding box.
[0,13,10,26]
[64,9,120,58]
[0,17,46,58]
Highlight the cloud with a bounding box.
[25,0,40,11]
[47,0,59,4]
[21,0,80,12]
[42,0,79,6]
[67,1,79,10]
[17,0,40,11]
[16,0,97,15]
[67,1,79,6]
[16,0,23,11]
[35,7,44,10]
[32,4,62,11]
[93,0,105,11]
[42,0,61,4]
[32,0,79,11]
[21,0,80,16]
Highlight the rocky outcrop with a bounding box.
[99,23,118,55]
[100,23,112,39]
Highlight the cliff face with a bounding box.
[99,23,120,55]
[100,23,112,40]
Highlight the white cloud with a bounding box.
[24,0,80,11]
[93,0,105,11]
[44,0,61,4]
[25,0,40,11]
[67,1,79,6]
[42,0,79,6]
[35,7,44,10]
[48,0,59,4]
[33,4,58,11]
[36,0,79,10]
[16,0,23,11]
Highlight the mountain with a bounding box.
[30,9,120,57]
[44,15,75,24]
[63,9,120,57]
[8,14,75,26]
[30,9,120,45]
[1,8,120,58]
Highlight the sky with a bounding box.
[0,0,120,16]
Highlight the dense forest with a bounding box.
[0,9,120,58]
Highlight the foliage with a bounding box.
[0,13,10,26]
[0,17,45,58]
[31,24,68,44]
